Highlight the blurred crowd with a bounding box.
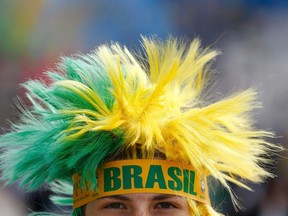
[0,1,287,215]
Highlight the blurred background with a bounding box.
[0,0,287,215]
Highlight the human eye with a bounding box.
[104,202,126,209]
[155,202,177,209]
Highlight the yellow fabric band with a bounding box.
[72,159,210,209]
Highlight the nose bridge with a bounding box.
[132,203,151,216]
[134,208,150,216]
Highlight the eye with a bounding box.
[155,202,177,209]
[104,202,126,209]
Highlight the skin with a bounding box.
[85,193,190,216]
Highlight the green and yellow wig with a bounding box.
[0,37,279,215]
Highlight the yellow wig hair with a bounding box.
[0,36,280,215]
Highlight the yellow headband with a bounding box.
[73,159,210,209]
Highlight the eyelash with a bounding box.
[103,201,178,210]
[156,202,177,209]
[104,202,126,209]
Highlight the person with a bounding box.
[0,36,281,216]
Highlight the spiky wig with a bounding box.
[0,37,279,216]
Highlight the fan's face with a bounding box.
[85,193,190,216]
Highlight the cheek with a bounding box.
[183,205,191,215]
[85,206,128,216]
[84,201,101,216]
[84,207,103,216]
[152,207,190,216]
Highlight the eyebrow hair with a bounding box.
[152,194,178,201]
[99,194,180,202]
[99,195,131,201]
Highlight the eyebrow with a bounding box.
[99,195,131,201]
[99,194,179,202]
[152,194,177,201]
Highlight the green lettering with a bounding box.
[168,167,182,191]
[183,169,189,193]
[123,165,143,189]
[145,165,167,189]
[189,170,197,195]
[104,167,121,192]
